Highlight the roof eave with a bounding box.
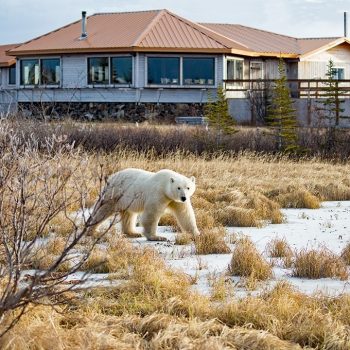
[230,48,299,58]
[9,47,232,56]
[299,37,350,61]
[0,59,16,67]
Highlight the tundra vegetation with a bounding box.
[1,119,350,349]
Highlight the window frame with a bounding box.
[86,55,134,87]
[19,57,61,88]
[8,64,16,85]
[87,56,110,86]
[182,57,216,87]
[40,58,61,86]
[145,54,217,88]
[110,56,133,85]
[225,56,245,88]
[146,56,181,87]
[331,67,345,80]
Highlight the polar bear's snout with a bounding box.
[181,196,187,202]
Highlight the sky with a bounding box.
[0,0,350,44]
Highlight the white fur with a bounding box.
[88,168,200,241]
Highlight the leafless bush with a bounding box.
[3,117,350,159]
[0,122,120,336]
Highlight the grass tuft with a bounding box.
[340,243,350,265]
[194,227,231,255]
[229,237,273,281]
[292,247,348,280]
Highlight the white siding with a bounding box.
[62,55,87,88]
[299,43,350,79]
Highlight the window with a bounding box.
[20,59,39,85]
[41,58,60,85]
[147,57,180,85]
[20,58,61,86]
[227,58,244,87]
[183,58,215,85]
[332,68,345,80]
[88,57,109,84]
[111,57,132,84]
[9,64,16,85]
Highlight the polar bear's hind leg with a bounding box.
[121,211,142,238]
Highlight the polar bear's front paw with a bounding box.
[124,232,143,238]
[147,235,167,242]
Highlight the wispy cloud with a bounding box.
[0,0,349,44]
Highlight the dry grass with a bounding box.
[292,247,348,280]
[274,187,321,209]
[4,123,350,349]
[175,233,193,245]
[266,238,294,269]
[229,237,273,281]
[194,227,231,255]
[3,241,350,349]
[216,206,260,227]
[341,243,350,265]
[266,238,293,258]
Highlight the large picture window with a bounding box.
[111,57,132,84]
[88,57,109,84]
[147,57,180,85]
[183,58,215,85]
[9,64,16,85]
[20,59,39,85]
[41,58,60,85]
[20,58,61,86]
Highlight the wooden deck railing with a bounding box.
[223,79,350,98]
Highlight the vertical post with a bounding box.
[307,80,312,126]
[335,81,340,126]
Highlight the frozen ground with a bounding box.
[25,201,350,297]
[131,201,350,297]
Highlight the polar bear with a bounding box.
[87,168,200,241]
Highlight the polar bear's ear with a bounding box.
[170,178,175,183]
[190,176,196,184]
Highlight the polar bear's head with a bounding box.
[167,175,196,203]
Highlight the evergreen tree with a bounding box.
[204,85,237,135]
[267,58,299,153]
[315,59,347,151]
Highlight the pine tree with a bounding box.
[315,59,346,151]
[267,58,299,153]
[204,85,237,135]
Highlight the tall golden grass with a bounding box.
[2,122,350,349]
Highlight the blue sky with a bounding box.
[1,0,349,44]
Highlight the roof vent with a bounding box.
[345,11,348,37]
[80,11,88,40]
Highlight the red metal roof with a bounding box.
[9,10,248,55]
[7,10,347,58]
[0,44,18,67]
